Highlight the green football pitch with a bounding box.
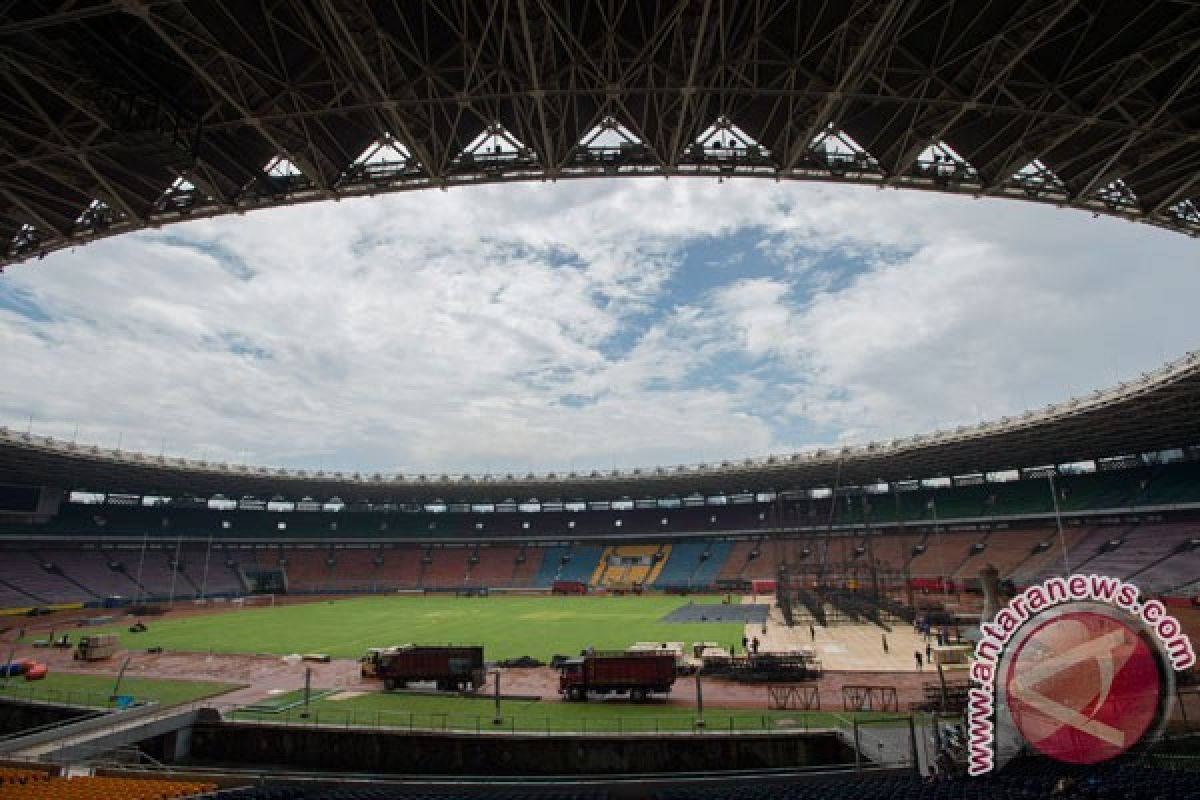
[0,671,237,708]
[76,595,747,660]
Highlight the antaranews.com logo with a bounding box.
[967,574,1196,776]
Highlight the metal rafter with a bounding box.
[883,0,1083,180]
[780,0,917,173]
[128,1,332,193]
[0,0,1195,268]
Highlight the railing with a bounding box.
[0,684,127,709]
[224,704,871,736]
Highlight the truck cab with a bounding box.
[360,648,386,678]
[558,658,586,701]
[360,645,408,678]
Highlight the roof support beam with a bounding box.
[781,0,916,173]
[126,2,331,194]
[308,0,440,182]
[884,0,1082,181]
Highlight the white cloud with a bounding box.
[0,179,1196,478]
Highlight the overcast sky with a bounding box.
[0,178,1196,476]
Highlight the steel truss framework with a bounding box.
[0,0,1199,270]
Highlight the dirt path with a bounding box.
[2,634,938,712]
[2,600,948,713]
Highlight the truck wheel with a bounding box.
[384,678,396,691]
[569,687,586,702]
[630,688,647,703]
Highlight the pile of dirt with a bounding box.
[494,656,544,668]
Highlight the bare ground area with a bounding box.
[1,638,936,712]
[0,601,943,711]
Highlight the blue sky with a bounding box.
[0,178,1196,476]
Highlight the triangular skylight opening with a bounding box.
[244,155,309,197]
[808,126,878,174]
[342,136,414,185]
[263,156,303,177]
[353,136,410,168]
[1011,160,1066,196]
[458,123,534,164]
[75,198,106,224]
[688,116,770,161]
[1166,199,1200,226]
[1093,178,1139,211]
[811,126,870,158]
[9,223,40,258]
[916,141,971,169]
[571,117,650,171]
[913,140,978,183]
[154,175,200,214]
[75,198,117,230]
[578,117,643,152]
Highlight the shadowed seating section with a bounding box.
[462,544,520,587]
[652,761,1200,800]
[960,529,1052,579]
[373,548,423,589]
[214,788,604,800]
[652,541,709,589]
[0,775,216,799]
[4,552,89,602]
[122,759,1200,799]
[1085,524,1200,589]
[549,545,606,585]
[419,547,471,588]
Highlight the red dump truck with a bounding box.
[363,645,486,691]
[558,652,676,702]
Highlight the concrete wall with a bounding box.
[0,698,97,736]
[189,714,854,776]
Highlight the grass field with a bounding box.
[74,595,746,661]
[0,671,238,708]
[232,689,905,734]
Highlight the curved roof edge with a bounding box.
[4,168,1197,275]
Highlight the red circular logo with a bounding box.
[1005,610,1161,764]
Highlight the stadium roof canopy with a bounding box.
[1,0,1199,272]
[1,353,1198,503]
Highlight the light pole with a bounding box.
[492,669,503,725]
[1048,472,1071,575]
[930,498,949,602]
